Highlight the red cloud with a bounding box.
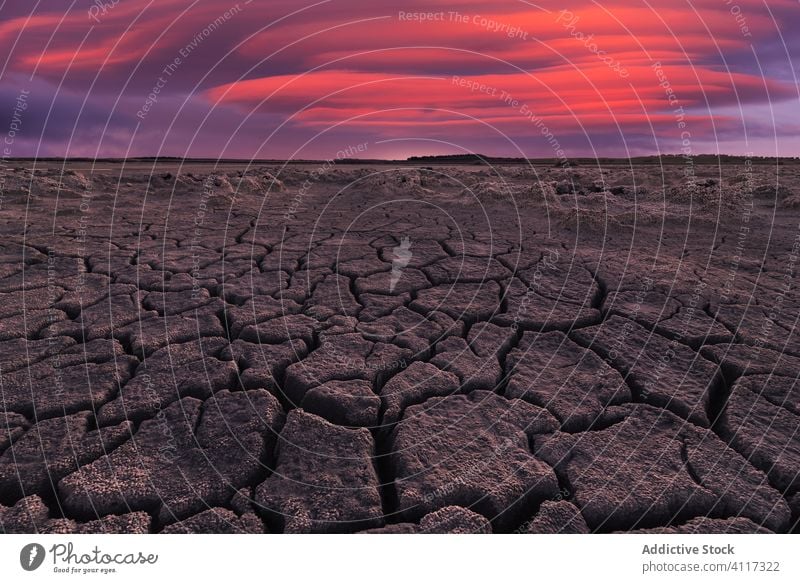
[205,63,794,142]
[3,0,797,157]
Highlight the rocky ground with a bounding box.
[0,161,798,533]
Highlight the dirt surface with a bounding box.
[0,161,798,533]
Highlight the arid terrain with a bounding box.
[0,160,798,533]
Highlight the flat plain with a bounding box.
[0,160,798,533]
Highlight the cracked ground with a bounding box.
[1,162,799,534]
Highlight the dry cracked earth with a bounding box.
[1,162,799,534]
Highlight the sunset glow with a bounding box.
[1,0,797,159]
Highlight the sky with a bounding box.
[1,0,798,160]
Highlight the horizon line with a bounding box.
[4,153,800,165]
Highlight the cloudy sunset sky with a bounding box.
[1,0,798,159]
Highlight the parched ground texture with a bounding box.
[1,161,799,534]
